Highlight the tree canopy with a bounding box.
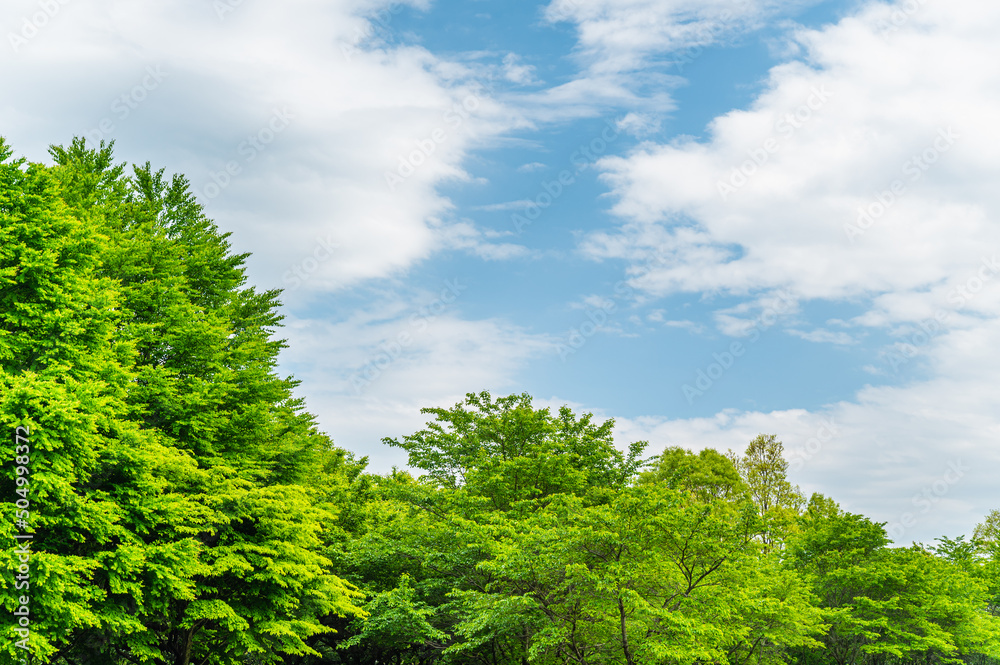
[1,136,998,665]
[1,137,364,664]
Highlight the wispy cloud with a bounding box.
[472,199,538,211]
[787,328,857,345]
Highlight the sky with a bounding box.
[2,0,998,546]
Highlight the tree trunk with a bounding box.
[618,597,635,665]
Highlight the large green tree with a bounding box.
[1,138,364,664]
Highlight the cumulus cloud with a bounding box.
[585,1,1000,307]
[573,0,1000,543]
[0,0,525,300]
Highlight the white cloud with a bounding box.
[472,199,538,211]
[647,309,705,332]
[574,294,618,310]
[543,0,821,74]
[662,319,706,333]
[502,53,540,85]
[616,112,661,137]
[787,328,857,345]
[276,299,556,468]
[609,341,1000,545]
[0,0,525,301]
[711,290,800,336]
[580,0,1000,321]
[0,0,557,474]
[574,0,1000,544]
[437,220,532,259]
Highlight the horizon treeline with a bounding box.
[1,137,998,665]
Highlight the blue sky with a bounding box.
[2,0,998,545]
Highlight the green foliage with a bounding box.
[966,511,1000,619]
[786,504,1000,665]
[2,136,998,665]
[473,485,824,665]
[975,510,1000,561]
[729,434,806,547]
[638,445,746,501]
[341,400,830,665]
[1,137,363,664]
[384,390,646,510]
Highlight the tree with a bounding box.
[785,500,1000,665]
[347,403,828,665]
[637,446,746,501]
[974,510,1000,560]
[1,137,364,664]
[328,393,647,664]
[729,434,805,547]
[971,510,1000,618]
[0,136,198,662]
[384,391,646,511]
[475,484,824,665]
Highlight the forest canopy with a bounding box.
[1,137,999,665]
